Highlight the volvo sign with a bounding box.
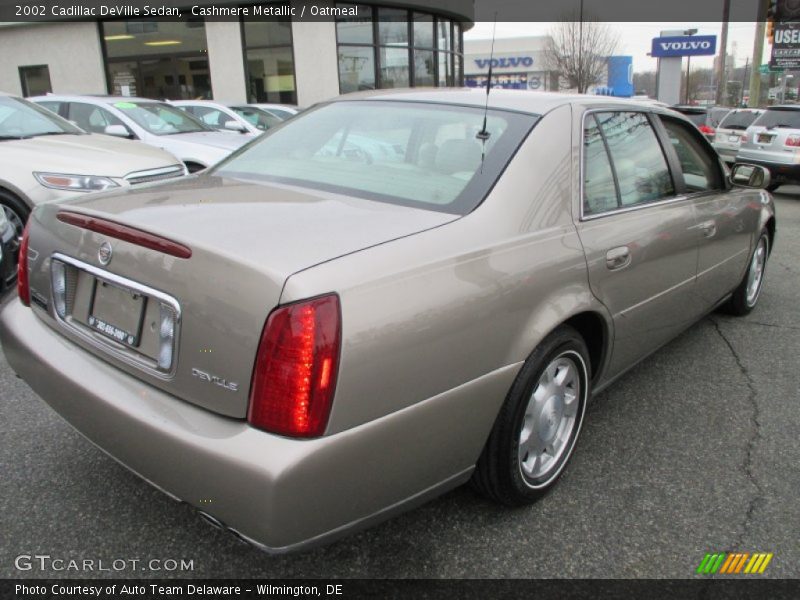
[473,56,534,69]
[651,35,717,58]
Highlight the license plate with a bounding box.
[728,135,739,142]
[89,280,146,347]
[757,133,773,144]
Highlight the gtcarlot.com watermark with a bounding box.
[14,554,194,573]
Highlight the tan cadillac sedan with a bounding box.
[0,90,776,553]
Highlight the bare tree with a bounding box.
[544,19,620,94]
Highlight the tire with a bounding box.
[472,325,591,506]
[724,228,770,316]
[0,189,30,238]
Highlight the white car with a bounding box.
[249,103,303,120]
[712,108,765,164]
[171,100,282,137]
[33,95,251,173]
[0,93,185,237]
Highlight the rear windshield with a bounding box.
[719,110,762,130]
[681,112,707,126]
[213,100,538,214]
[753,108,800,129]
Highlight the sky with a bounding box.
[465,22,768,75]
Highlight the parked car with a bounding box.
[0,92,186,238]
[33,95,250,173]
[671,105,731,142]
[171,100,282,136]
[736,104,800,191]
[0,207,16,293]
[249,103,303,120]
[712,108,765,164]
[0,90,775,554]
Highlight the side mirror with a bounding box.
[224,120,247,133]
[104,124,131,138]
[730,163,771,189]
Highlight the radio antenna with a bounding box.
[476,15,497,169]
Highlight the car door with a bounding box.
[656,113,756,308]
[575,109,702,380]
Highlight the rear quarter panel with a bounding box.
[282,104,611,439]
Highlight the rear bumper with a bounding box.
[734,157,800,184]
[0,300,515,552]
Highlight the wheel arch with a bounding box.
[562,311,610,384]
[0,181,34,210]
[764,215,776,256]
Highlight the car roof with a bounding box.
[31,94,162,104]
[329,88,672,116]
[765,104,800,110]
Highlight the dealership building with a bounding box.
[465,35,634,97]
[0,0,472,106]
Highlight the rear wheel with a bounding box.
[724,228,769,316]
[472,326,590,506]
[0,189,30,238]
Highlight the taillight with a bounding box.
[248,294,341,438]
[741,134,749,143]
[786,135,800,147]
[699,125,715,135]
[17,222,30,306]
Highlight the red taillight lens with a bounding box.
[741,134,749,143]
[17,222,30,307]
[699,125,715,135]
[786,135,800,147]
[248,294,341,438]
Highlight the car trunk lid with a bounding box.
[29,175,458,418]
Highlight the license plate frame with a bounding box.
[757,133,773,144]
[728,134,739,142]
[88,279,146,347]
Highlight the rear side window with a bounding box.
[753,108,800,129]
[583,111,675,215]
[659,116,723,193]
[583,116,619,215]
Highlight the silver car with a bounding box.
[736,105,800,191]
[0,90,776,553]
[171,100,282,137]
[33,95,251,173]
[712,108,764,164]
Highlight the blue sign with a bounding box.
[606,56,634,97]
[651,35,717,58]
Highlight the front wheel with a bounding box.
[472,325,590,506]
[724,228,769,316]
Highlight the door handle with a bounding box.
[606,246,631,271]
[700,220,717,238]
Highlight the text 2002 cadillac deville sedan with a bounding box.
[0,90,775,552]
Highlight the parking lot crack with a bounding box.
[709,317,764,549]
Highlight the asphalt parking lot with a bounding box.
[1,193,798,580]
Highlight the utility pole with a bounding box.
[741,56,750,105]
[716,0,731,105]
[748,0,769,107]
